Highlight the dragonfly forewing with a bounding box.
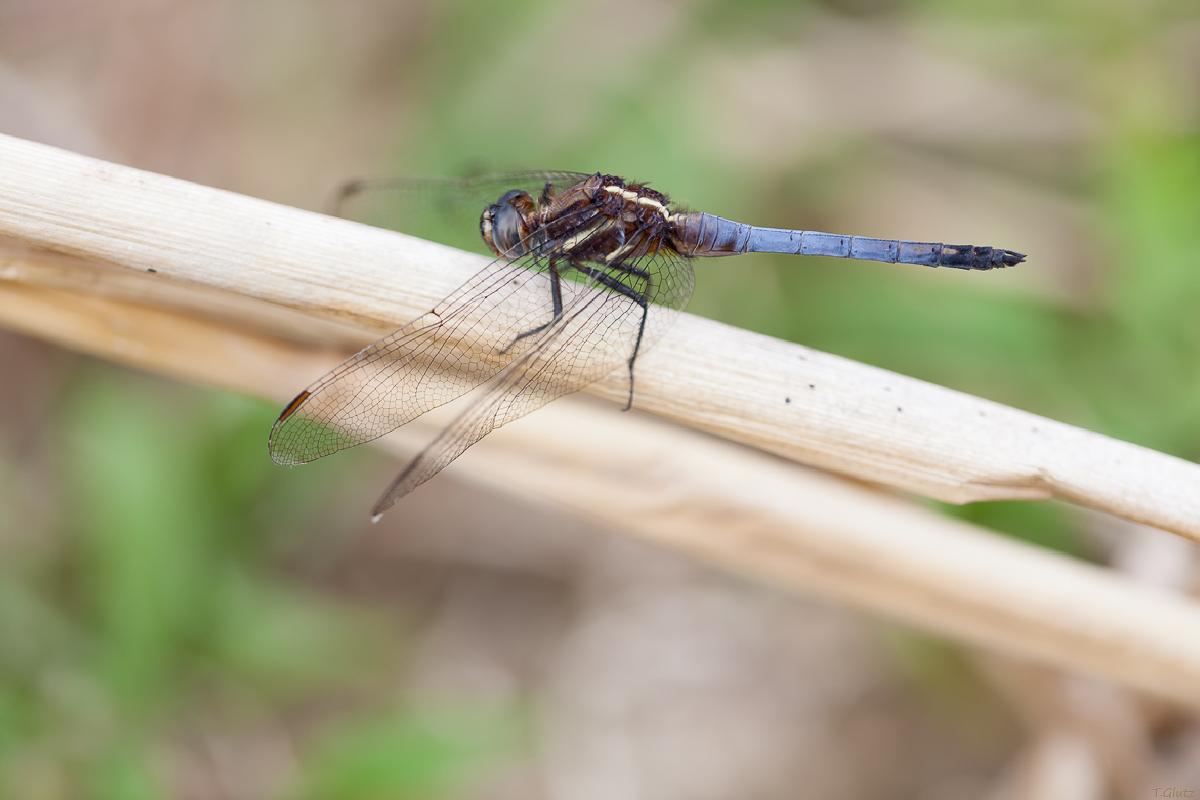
[335,171,593,256]
[268,253,566,465]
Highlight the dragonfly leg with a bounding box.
[575,262,652,411]
[498,257,564,355]
[606,261,651,283]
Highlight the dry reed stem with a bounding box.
[0,133,1196,540]
[3,266,1200,708]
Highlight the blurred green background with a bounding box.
[0,0,1198,797]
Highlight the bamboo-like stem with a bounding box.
[0,134,1196,540]
[4,267,1200,708]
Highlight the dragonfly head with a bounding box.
[481,189,536,260]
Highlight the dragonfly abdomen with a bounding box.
[670,212,1024,269]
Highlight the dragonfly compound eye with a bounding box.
[482,192,532,259]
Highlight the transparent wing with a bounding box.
[334,171,594,256]
[267,199,665,467]
[369,244,696,518]
[268,250,559,465]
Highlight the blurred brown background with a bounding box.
[1,0,1199,797]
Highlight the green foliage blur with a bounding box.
[1,365,516,797]
[2,0,1199,796]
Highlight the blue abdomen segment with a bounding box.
[671,213,1025,270]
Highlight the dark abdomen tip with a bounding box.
[941,244,1027,270]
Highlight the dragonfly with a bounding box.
[268,171,1025,520]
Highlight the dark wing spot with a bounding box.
[278,390,311,423]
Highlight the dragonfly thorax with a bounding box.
[480,175,674,266]
[554,175,672,265]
